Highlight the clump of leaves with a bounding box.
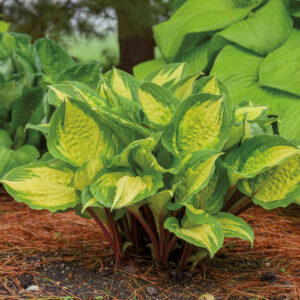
[135,0,300,139]
[0,29,101,178]
[2,63,300,269]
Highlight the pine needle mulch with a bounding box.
[0,188,299,300]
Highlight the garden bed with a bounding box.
[0,188,299,299]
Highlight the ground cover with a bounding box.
[1,189,299,299]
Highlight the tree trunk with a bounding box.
[117,9,156,74]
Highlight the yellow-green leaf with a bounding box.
[224,135,300,178]
[216,212,254,246]
[1,160,79,212]
[91,168,163,209]
[238,153,300,209]
[174,151,222,203]
[47,81,107,108]
[162,93,229,158]
[169,72,202,101]
[195,161,229,214]
[138,82,180,128]
[73,156,106,191]
[48,99,122,167]
[143,63,188,88]
[164,217,224,258]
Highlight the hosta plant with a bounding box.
[0,30,101,178]
[134,0,300,139]
[2,64,300,269]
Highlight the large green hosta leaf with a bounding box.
[1,160,79,212]
[259,30,300,97]
[153,0,263,61]
[34,38,73,83]
[224,135,300,178]
[162,93,230,157]
[48,99,122,167]
[215,0,292,55]
[90,168,163,209]
[210,44,300,138]
[238,153,300,208]
[164,217,224,258]
[174,150,222,203]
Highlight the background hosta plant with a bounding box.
[0,29,102,178]
[2,64,300,269]
[134,0,300,139]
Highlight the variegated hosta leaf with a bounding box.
[133,58,167,80]
[47,82,107,108]
[48,99,122,167]
[174,151,222,203]
[169,73,202,101]
[234,102,269,123]
[99,70,142,124]
[1,160,80,212]
[162,93,229,158]
[194,76,233,121]
[143,63,188,89]
[194,161,229,214]
[238,153,300,209]
[224,135,300,178]
[185,204,218,225]
[73,156,106,191]
[110,134,180,174]
[90,168,163,209]
[164,217,224,258]
[103,67,140,103]
[138,82,180,128]
[195,76,220,95]
[216,212,254,246]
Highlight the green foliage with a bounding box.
[2,64,300,269]
[135,0,300,139]
[0,32,102,179]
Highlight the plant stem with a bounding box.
[105,209,122,263]
[227,195,250,213]
[142,205,158,240]
[223,189,244,211]
[233,199,255,216]
[129,209,161,263]
[163,235,178,265]
[178,242,190,268]
[159,213,164,261]
[224,184,237,204]
[87,208,117,260]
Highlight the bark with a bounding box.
[116,7,156,74]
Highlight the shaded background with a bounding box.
[0,0,186,72]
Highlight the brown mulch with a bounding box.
[0,188,299,299]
